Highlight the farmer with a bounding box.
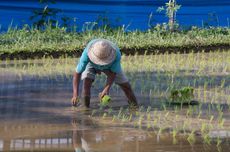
[71,38,138,108]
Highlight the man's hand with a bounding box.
[71,96,80,107]
[99,88,109,101]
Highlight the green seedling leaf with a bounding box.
[187,131,196,145]
[100,95,111,106]
[169,87,194,104]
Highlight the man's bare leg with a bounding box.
[82,78,93,108]
[118,82,138,107]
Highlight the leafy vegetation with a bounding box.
[30,0,71,29]
[0,24,229,59]
[157,0,181,31]
[170,87,194,104]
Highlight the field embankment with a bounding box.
[0,27,229,59]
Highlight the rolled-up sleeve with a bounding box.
[76,48,89,73]
[110,50,122,73]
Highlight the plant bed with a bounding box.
[168,87,198,105]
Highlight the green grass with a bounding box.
[0,25,230,58]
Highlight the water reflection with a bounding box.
[72,117,127,152]
[0,116,229,152]
[0,138,73,151]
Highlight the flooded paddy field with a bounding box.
[0,51,230,151]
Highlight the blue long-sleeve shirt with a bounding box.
[76,39,122,73]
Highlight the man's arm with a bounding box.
[72,47,89,106]
[99,71,116,100]
[72,72,81,106]
[99,50,122,100]
[73,72,81,97]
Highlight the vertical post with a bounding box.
[216,14,219,26]
[168,0,176,32]
[202,20,204,28]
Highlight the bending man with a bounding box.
[72,39,138,108]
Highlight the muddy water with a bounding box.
[0,74,229,152]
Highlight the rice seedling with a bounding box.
[147,122,151,129]
[197,110,202,119]
[187,130,196,145]
[203,133,211,145]
[128,114,133,122]
[153,118,158,127]
[173,137,178,145]
[108,108,113,115]
[186,106,193,117]
[102,112,107,119]
[121,114,130,122]
[112,115,116,122]
[158,127,163,136]
[217,146,222,152]
[91,109,97,117]
[220,79,226,89]
[164,111,169,118]
[162,104,167,111]
[138,114,144,125]
[209,115,214,124]
[147,113,151,121]
[216,136,222,147]
[147,106,151,113]
[218,118,225,129]
[217,111,224,123]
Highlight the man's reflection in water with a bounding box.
[72,116,104,152]
[71,116,123,152]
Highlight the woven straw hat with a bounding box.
[88,39,116,66]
